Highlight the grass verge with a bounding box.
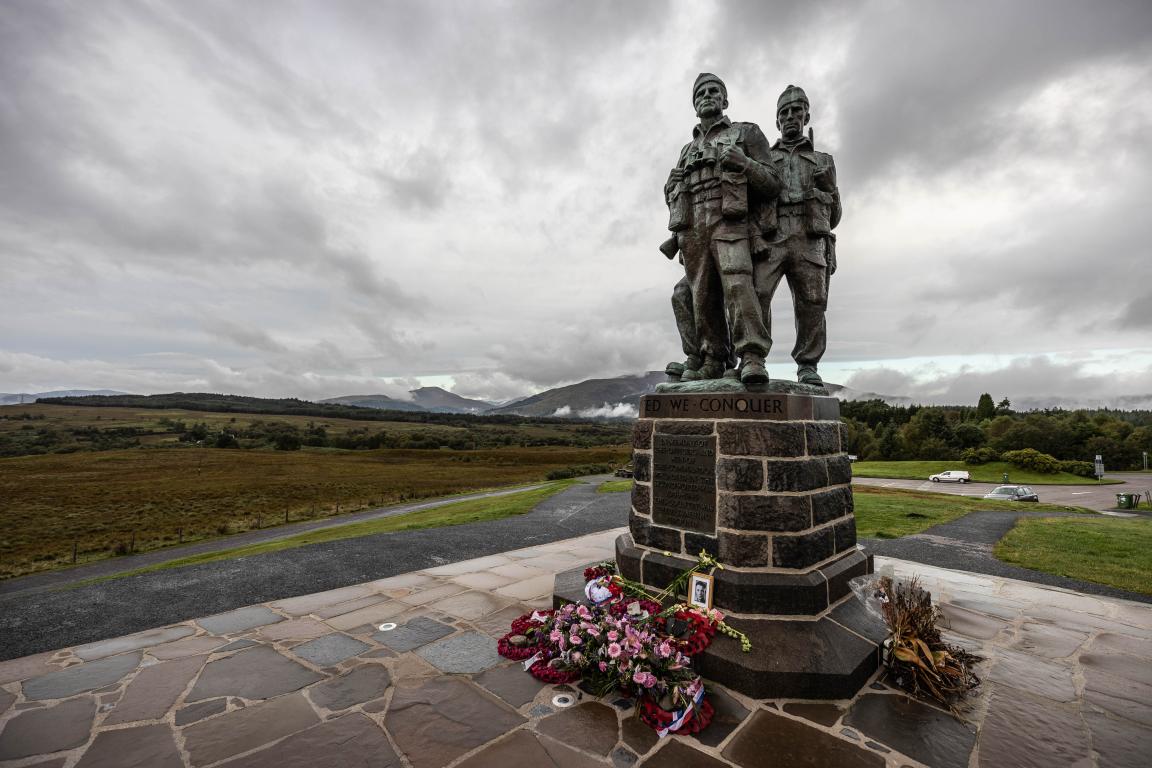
[853,486,1091,539]
[994,516,1152,595]
[73,480,577,585]
[851,460,1119,485]
[597,479,633,493]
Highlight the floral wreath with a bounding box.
[496,553,750,735]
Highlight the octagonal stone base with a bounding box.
[556,537,880,700]
[694,615,879,699]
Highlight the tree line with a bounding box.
[169,419,625,452]
[0,412,629,458]
[841,394,1152,471]
[37,392,557,426]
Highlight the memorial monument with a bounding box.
[613,75,877,699]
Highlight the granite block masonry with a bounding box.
[610,391,879,699]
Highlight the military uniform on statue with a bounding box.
[661,73,780,385]
[756,85,841,387]
[590,73,877,701]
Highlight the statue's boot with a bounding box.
[668,355,702,379]
[797,366,823,386]
[740,354,769,385]
[684,357,726,381]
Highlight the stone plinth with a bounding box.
[614,391,879,699]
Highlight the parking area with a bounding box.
[852,473,1152,513]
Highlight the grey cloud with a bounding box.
[707,0,1152,183]
[346,308,425,365]
[3,1,1150,401]
[832,0,1152,184]
[293,341,356,371]
[896,312,938,343]
[132,1,376,146]
[0,348,429,402]
[843,367,918,398]
[917,173,1152,327]
[202,320,287,353]
[0,2,420,314]
[490,321,663,390]
[449,371,537,403]
[1115,293,1152,329]
[374,150,453,211]
[845,356,1152,408]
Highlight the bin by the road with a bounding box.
[1115,493,1140,510]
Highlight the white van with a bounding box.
[929,470,970,483]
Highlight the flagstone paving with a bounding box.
[0,527,1149,767]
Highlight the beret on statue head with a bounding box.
[777,84,809,111]
[692,72,727,102]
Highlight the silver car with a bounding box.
[983,485,1039,502]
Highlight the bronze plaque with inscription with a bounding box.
[652,433,716,533]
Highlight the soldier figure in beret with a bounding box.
[755,85,841,387]
[662,73,780,385]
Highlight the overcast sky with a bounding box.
[2,0,1150,407]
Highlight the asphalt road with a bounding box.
[4,472,1150,660]
[852,473,1152,513]
[0,476,630,661]
[0,483,552,599]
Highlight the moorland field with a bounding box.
[0,401,630,578]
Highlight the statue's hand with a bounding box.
[668,167,686,183]
[719,144,750,171]
[813,166,837,192]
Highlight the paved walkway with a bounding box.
[1,529,1150,767]
[0,477,628,662]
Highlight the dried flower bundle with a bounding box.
[872,576,982,711]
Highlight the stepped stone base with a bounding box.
[554,390,882,700]
[555,540,881,700]
[695,613,879,699]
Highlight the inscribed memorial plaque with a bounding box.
[652,433,716,533]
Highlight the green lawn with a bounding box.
[75,480,577,585]
[995,516,1152,595]
[852,460,1118,485]
[597,479,633,493]
[853,486,1089,539]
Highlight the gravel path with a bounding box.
[862,510,1151,604]
[0,476,630,660]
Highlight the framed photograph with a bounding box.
[688,572,713,612]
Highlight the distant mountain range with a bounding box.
[7,379,1149,419]
[0,389,129,405]
[321,387,494,414]
[487,372,667,417]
